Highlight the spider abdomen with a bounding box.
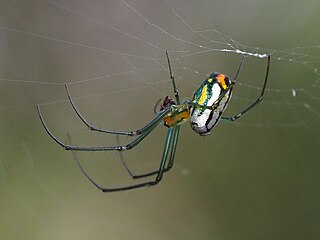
[190,73,232,136]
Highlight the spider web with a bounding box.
[0,0,319,127]
[0,0,319,239]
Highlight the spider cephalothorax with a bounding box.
[159,96,190,128]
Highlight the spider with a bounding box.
[37,52,270,192]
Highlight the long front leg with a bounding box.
[65,84,163,136]
[37,104,171,151]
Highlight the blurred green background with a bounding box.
[0,0,319,239]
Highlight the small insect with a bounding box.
[37,52,270,192]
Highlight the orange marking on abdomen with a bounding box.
[216,74,227,89]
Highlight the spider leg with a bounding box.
[221,55,270,121]
[65,84,161,136]
[65,50,181,135]
[166,51,180,104]
[233,55,245,82]
[117,125,180,179]
[115,135,135,177]
[69,127,176,192]
[36,104,171,151]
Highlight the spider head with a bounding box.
[160,96,176,111]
